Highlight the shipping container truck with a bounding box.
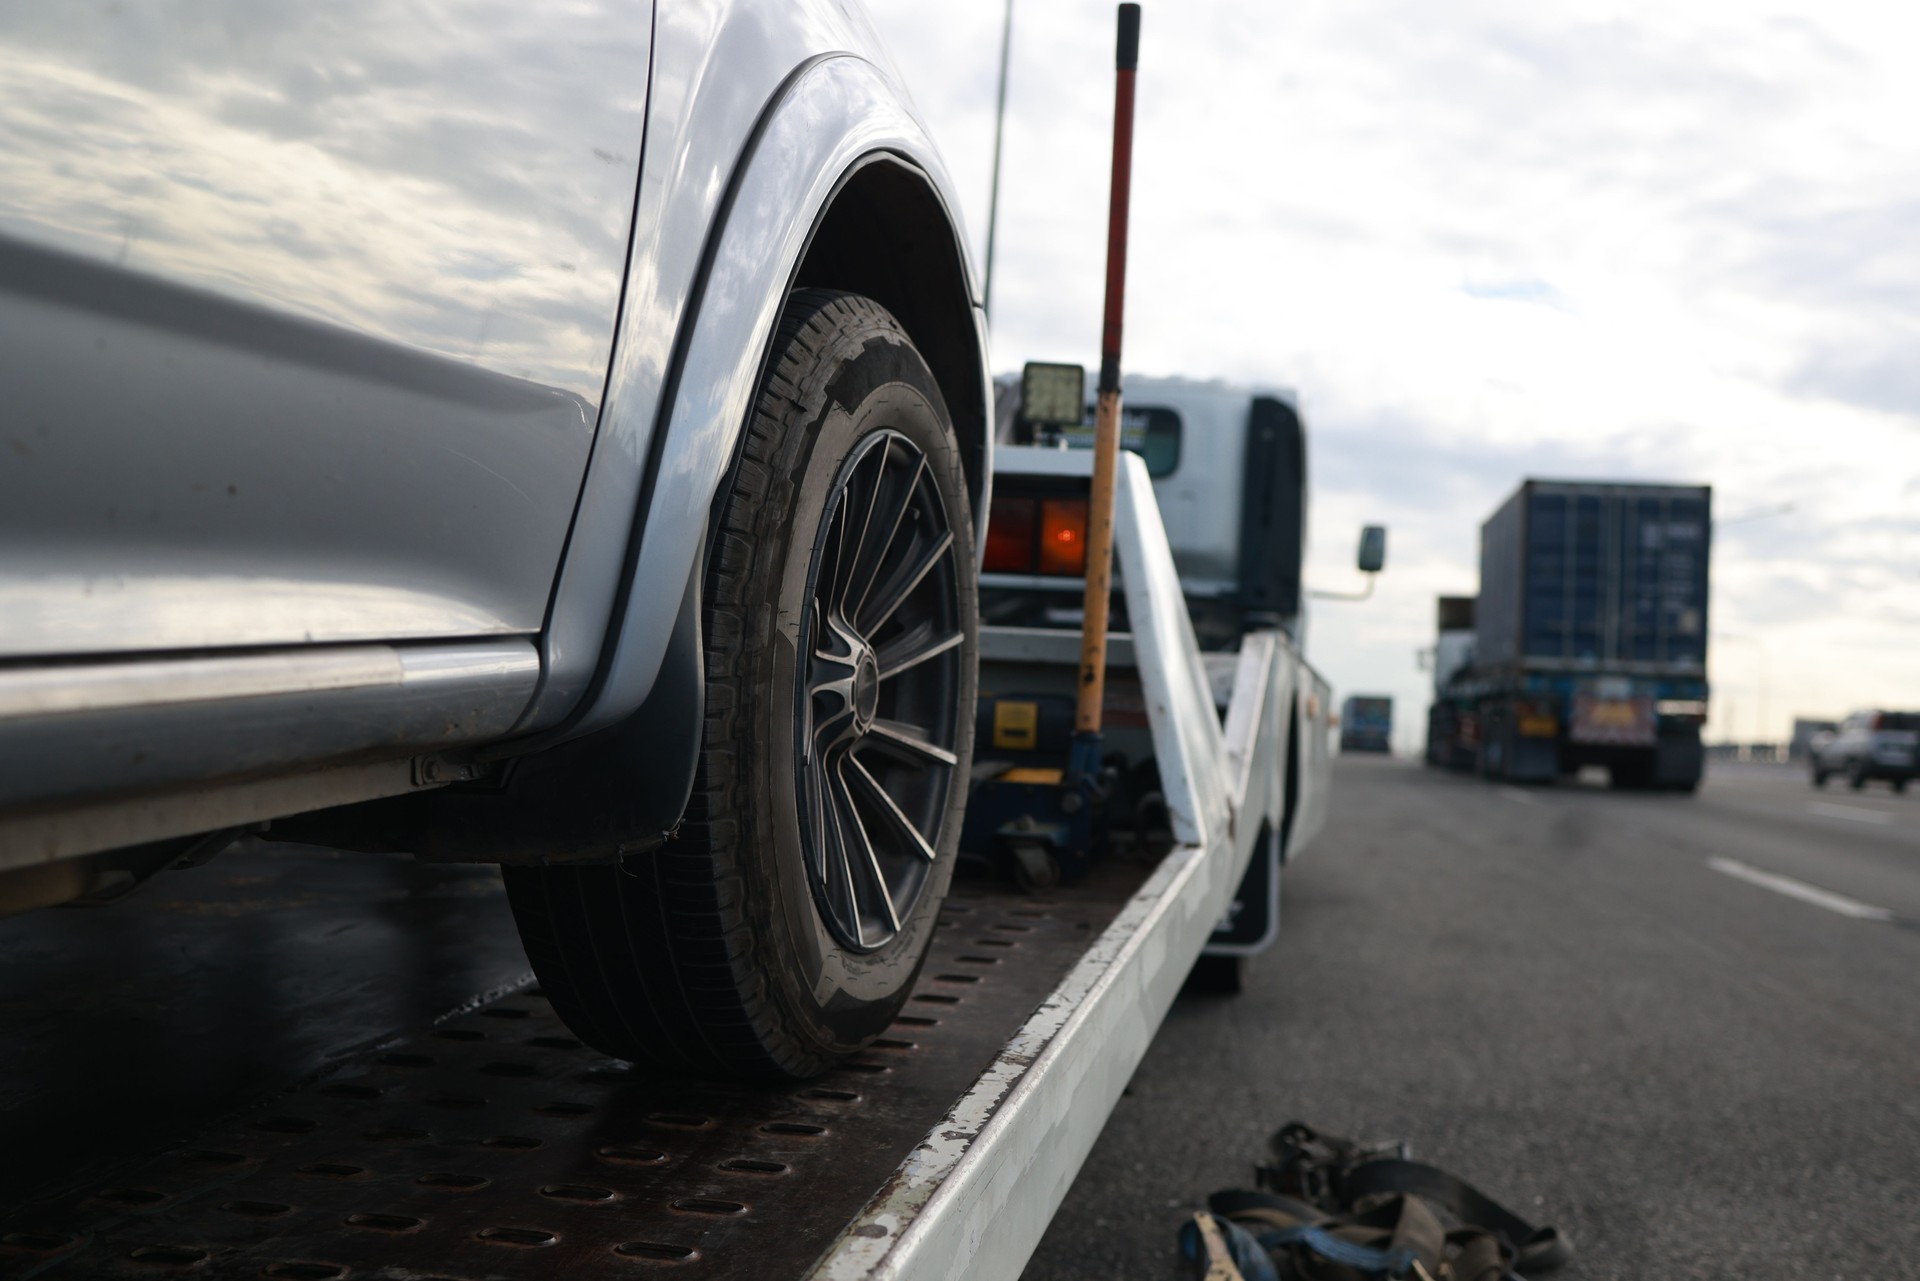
[1423,596,1478,770]
[1339,695,1394,753]
[1426,480,1711,791]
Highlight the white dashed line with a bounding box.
[1707,857,1895,922]
[1807,801,1894,826]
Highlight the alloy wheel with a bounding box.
[797,430,964,951]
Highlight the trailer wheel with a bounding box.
[1008,840,1062,893]
[1186,954,1247,995]
[506,290,977,1080]
[1608,756,1653,790]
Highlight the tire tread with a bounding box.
[504,290,969,1079]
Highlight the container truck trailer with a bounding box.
[1339,695,1394,753]
[1423,596,1478,770]
[1427,480,1711,791]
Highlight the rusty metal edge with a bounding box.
[803,828,1236,1281]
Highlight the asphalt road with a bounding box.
[1023,755,1920,1280]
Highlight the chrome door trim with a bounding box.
[0,646,405,719]
[0,760,421,873]
[0,639,540,862]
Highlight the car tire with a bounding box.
[1848,761,1867,791]
[1609,757,1652,790]
[1895,778,1909,795]
[1811,765,1827,788]
[504,289,978,1079]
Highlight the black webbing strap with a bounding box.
[1337,1158,1572,1274]
[1256,1123,1573,1276]
[1207,1188,1328,1228]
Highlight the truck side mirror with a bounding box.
[1357,525,1387,574]
[1310,523,1386,603]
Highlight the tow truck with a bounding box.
[0,9,1339,1276]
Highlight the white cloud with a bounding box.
[867,0,1920,746]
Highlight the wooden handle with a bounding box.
[1076,388,1123,733]
[1075,4,1141,740]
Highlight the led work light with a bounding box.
[1021,361,1087,429]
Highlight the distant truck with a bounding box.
[1339,695,1394,753]
[1426,480,1711,791]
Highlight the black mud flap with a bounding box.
[276,569,704,863]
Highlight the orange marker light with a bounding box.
[1039,498,1089,576]
[983,496,1037,573]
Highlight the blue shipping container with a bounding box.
[1340,694,1393,752]
[1476,480,1711,673]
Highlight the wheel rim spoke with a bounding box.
[860,528,953,636]
[865,717,958,766]
[821,754,865,949]
[850,453,926,623]
[796,429,961,952]
[833,761,900,933]
[876,622,965,682]
[810,750,853,938]
[832,443,889,614]
[808,609,862,758]
[847,755,939,863]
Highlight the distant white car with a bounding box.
[1810,711,1919,793]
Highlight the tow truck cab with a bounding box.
[989,371,1312,648]
[974,366,1333,963]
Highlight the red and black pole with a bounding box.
[1071,3,1141,775]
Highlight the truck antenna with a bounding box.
[983,0,1015,319]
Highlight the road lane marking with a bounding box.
[1497,787,1535,805]
[1806,801,1894,826]
[1707,857,1895,922]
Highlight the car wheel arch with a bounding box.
[532,57,990,751]
[790,152,991,548]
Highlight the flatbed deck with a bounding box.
[0,866,1149,1280]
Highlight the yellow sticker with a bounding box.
[992,700,1040,750]
[1000,766,1065,786]
[1590,700,1637,726]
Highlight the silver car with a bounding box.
[0,1,989,1079]
[1810,711,1919,793]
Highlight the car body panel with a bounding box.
[517,46,984,740]
[0,0,654,657]
[0,640,539,870]
[0,0,990,864]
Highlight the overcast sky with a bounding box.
[864,0,1920,750]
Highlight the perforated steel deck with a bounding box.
[0,875,1143,1280]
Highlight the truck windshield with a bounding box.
[1062,405,1181,477]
